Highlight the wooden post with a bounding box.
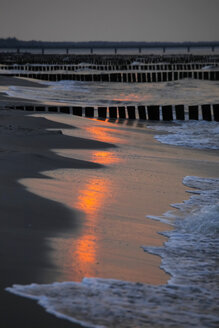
[98,107,107,118]
[142,73,146,82]
[174,72,178,80]
[201,104,212,121]
[127,106,136,119]
[118,106,126,119]
[137,73,142,82]
[147,73,151,82]
[162,105,173,121]
[162,72,167,82]
[25,106,34,111]
[109,107,117,119]
[72,106,82,116]
[212,104,219,121]
[15,105,25,110]
[85,107,94,117]
[138,105,146,120]
[35,106,45,112]
[147,105,160,120]
[152,72,156,82]
[189,105,199,120]
[102,74,109,82]
[48,106,58,112]
[60,106,70,114]
[175,105,185,120]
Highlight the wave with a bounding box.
[147,120,219,149]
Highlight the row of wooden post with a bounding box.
[13,70,219,82]
[11,104,219,121]
[0,63,213,72]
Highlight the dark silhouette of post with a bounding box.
[35,106,46,112]
[60,106,70,114]
[127,106,136,119]
[213,104,219,121]
[109,107,117,119]
[189,105,199,120]
[48,106,58,112]
[98,107,107,118]
[175,105,185,120]
[85,107,94,117]
[138,106,146,120]
[201,104,212,121]
[162,105,173,121]
[72,106,82,116]
[147,105,160,120]
[118,106,126,119]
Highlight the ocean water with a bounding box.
[147,120,219,150]
[5,78,219,107]
[5,76,219,327]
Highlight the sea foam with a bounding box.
[147,120,219,149]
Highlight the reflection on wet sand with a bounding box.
[73,176,111,277]
[20,114,172,284]
[84,125,127,144]
[72,128,122,277]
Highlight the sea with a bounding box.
[4,71,219,327]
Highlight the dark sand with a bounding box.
[0,107,116,328]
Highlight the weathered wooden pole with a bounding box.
[201,104,212,121]
[98,107,107,118]
[147,105,160,120]
[118,106,126,119]
[162,105,173,121]
[188,105,199,120]
[127,106,136,119]
[109,107,117,119]
[85,107,94,117]
[175,104,185,120]
[138,105,146,120]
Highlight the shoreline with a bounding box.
[1,76,218,327]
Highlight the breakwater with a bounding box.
[5,103,219,122]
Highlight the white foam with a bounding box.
[6,176,219,328]
[148,121,219,149]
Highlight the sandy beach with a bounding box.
[0,76,218,327]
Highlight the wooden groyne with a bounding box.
[6,103,219,122]
[1,70,219,82]
[0,62,217,71]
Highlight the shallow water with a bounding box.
[5,78,219,107]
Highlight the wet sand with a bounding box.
[0,77,218,327]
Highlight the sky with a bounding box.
[0,0,218,42]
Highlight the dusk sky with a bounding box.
[0,0,218,42]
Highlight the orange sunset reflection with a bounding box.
[85,125,126,144]
[70,122,123,278]
[91,150,121,165]
[72,176,110,277]
[113,93,141,102]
